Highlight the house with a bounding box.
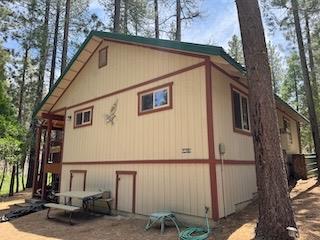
[32,31,308,221]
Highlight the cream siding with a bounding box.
[60,164,212,217]
[52,41,203,111]
[62,67,208,162]
[277,110,300,154]
[211,67,255,161]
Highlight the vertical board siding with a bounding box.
[62,68,208,162]
[277,110,300,154]
[211,67,257,217]
[216,164,257,217]
[211,67,255,161]
[52,41,203,111]
[60,164,211,217]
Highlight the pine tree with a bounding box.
[235,0,296,238]
[227,35,244,65]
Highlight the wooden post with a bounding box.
[32,126,42,197]
[41,119,52,200]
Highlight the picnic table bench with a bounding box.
[44,203,80,225]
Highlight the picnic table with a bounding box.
[45,191,112,224]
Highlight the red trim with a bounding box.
[41,113,64,121]
[50,61,205,113]
[230,84,252,136]
[216,159,255,165]
[62,159,254,165]
[73,106,94,129]
[63,159,210,165]
[69,170,87,191]
[104,38,207,59]
[137,82,173,116]
[115,171,137,213]
[49,41,103,112]
[206,58,219,220]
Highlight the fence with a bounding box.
[304,154,318,178]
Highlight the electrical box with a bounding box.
[219,143,226,155]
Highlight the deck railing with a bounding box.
[304,154,318,177]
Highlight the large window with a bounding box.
[283,117,293,143]
[231,86,250,134]
[138,83,173,115]
[74,106,93,128]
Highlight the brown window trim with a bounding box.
[137,82,173,116]
[98,47,108,68]
[73,106,94,129]
[230,84,252,136]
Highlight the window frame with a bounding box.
[73,106,94,129]
[98,47,108,68]
[283,116,293,144]
[230,84,251,136]
[138,82,173,116]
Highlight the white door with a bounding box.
[70,171,86,206]
[117,174,134,213]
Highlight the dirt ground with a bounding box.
[0,178,319,240]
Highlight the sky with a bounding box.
[88,0,289,56]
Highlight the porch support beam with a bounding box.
[41,113,65,121]
[41,119,52,200]
[32,126,42,197]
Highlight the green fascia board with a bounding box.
[33,31,245,117]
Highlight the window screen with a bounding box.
[99,47,108,68]
[233,91,242,129]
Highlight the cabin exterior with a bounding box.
[32,31,307,221]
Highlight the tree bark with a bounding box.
[9,165,15,196]
[113,0,121,33]
[175,0,181,41]
[235,0,296,239]
[61,0,71,74]
[304,10,319,114]
[49,0,60,88]
[15,163,19,193]
[18,46,29,123]
[154,0,159,38]
[0,160,7,191]
[292,0,320,179]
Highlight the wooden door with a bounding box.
[116,171,136,213]
[69,170,86,206]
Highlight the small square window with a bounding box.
[74,106,93,128]
[138,83,173,115]
[99,47,108,68]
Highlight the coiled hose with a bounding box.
[178,207,210,240]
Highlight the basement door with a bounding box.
[69,170,86,206]
[116,171,136,213]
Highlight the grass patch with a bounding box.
[0,174,25,197]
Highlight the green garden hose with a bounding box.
[178,207,210,240]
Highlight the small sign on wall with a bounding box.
[182,148,192,154]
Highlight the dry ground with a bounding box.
[0,178,319,240]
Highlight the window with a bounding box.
[138,83,173,115]
[74,106,93,128]
[283,117,293,143]
[231,86,250,134]
[99,47,108,68]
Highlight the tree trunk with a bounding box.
[49,0,60,88]
[61,0,71,74]
[154,0,159,38]
[113,0,121,33]
[175,0,181,41]
[9,165,15,196]
[124,0,128,34]
[26,0,51,188]
[15,163,19,193]
[292,0,320,179]
[304,10,319,115]
[293,67,299,111]
[18,46,29,123]
[0,160,7,191]
[235,0,296,239]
